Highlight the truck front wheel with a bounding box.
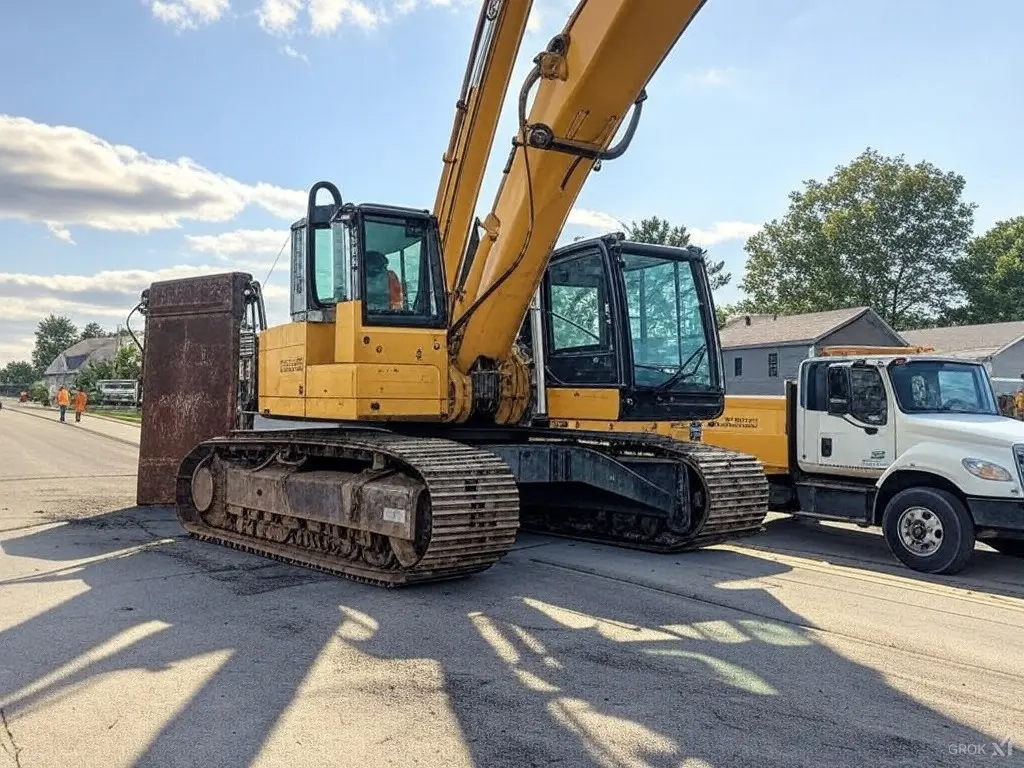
[881,487,975,574]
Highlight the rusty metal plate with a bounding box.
[136,272,252,506]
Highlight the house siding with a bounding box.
[817,312,906,348]
[990,338,1024,379]
[724,314,906,395]
[724,345,809,395]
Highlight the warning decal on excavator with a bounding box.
[383,507,407,524]
[279,356,304,373]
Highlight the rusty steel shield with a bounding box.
[136,272,252,506]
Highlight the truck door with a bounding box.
[816,362,896,479]
[798,360,828,468]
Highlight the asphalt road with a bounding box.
[1,401,1023,768]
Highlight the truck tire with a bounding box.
[987,538,1024,558]
[881,487,975,574]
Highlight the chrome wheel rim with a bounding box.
[897,506,944,557]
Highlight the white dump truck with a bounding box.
[701,347,1024,574]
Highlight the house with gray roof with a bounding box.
[43,336,124,395]
[901,320,1024,381]
[719,306,908,395]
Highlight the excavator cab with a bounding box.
[524,233,725,426]
[289,181,447,329]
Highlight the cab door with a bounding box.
[540,245,623,422]
[816,362,896,479]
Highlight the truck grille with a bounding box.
[1016,445,1024,485]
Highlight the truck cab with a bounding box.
[786,349,1024,573]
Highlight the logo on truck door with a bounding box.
[861,449,887,466]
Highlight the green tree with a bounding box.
[943,216,1024,325]
[113,343,142,380]
[78,322,109,340]
[0,360,36,384]
[625,216,731,291]
[737,148,976,330]
[31,314,79,375]
[715,302,740,328]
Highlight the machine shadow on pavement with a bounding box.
[748,515,1024,601]
[0,507,1018,768]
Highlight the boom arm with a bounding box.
[432,0,533,294]
[448,0,709,375]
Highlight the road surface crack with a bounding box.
[0,708,21,768]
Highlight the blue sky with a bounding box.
[1,0,1022,364]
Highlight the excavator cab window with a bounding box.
[622,251,712,391]
[312,222,350,305]
[359,212,446,328]
[544,248,618,386]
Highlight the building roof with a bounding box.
[901,320,1024,362]
[719,306,899,350]
[43,336,122,377]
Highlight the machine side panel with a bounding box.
[700,395,790,475]
[137,272,251,505]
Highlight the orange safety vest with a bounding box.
[74,390,88,412]
[387,271,404,309]
[56,389,70,406]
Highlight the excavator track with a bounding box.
[507,428,770,552]
[175,429,520,587]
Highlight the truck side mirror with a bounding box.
[826,365,850,415]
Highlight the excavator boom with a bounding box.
[450,0,708,374]
[432,0,533,293]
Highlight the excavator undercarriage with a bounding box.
[174,425,767,587]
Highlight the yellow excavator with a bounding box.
[133,0,769,587]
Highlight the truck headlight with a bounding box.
[961,458,1013,482]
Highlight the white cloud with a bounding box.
[150,0,230,30]
[0,114,304,236]
[258,0,303,34]
[46,222,76,245]
[688,221,762,246]
[187,228,291,257]
[310,0,382,33]
[281,44,309,62]
[0,265,278,305]
[568,208,624,230]
[157,0,485,36]
[0,335,36,365]
[684,67,738,88]
[526,3,542,33]
[0,264,289,364]
[566,208,760,246]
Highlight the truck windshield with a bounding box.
[887,360,998,415]
[622,252,713,391]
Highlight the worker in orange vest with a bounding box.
[56,385,70,422]
[73,388,88,423]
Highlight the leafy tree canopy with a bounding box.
[0,360,36,385]
[737,148,976,330]
[943,216,1024,326]
[31,314,78,375]
[78,322,110,341]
